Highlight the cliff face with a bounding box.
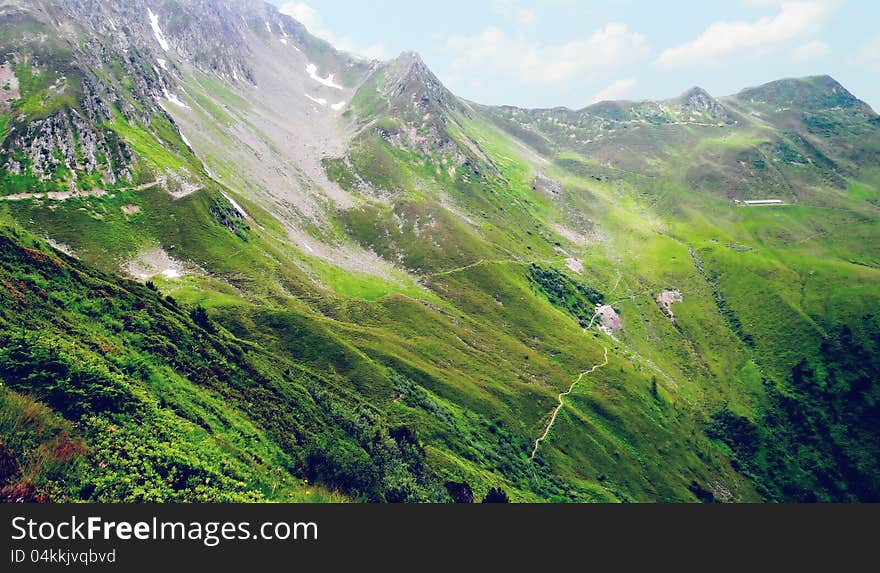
[3,97,132,186]
[0,1,171,192]
[0,0,362,197]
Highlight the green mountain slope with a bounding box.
[0,224,459,502]
[0,0,878,502]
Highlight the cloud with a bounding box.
[591,78,638,104]
[444,24,649,87]
[279,2,387,60]
[279,2,321,33]
[792,40,830,61]
[656,1,834,68]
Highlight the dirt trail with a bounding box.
[427,257,557,278]
[0,181,159,202]
[429,259,489,277]
[530,346,609,460]
[609,269,622,294]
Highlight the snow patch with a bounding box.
[179,131,192,148]
[156,58,167,71]
[162,88,189,109]
[280,27,294,47]
[127,247,185,281]
[221,191,249,219]
[306,63,343,90]
[331,101,347,111]
[304,93,327,106]
[302,241,315,253]
[147,8,170,52]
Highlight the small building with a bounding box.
[736,199,784,206]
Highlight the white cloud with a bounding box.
[793,40,830,60]
[445,24,649,87]
[279,2,321,33]
[279,2,387,60]
[656,1,835,68]
[591,78,638,104]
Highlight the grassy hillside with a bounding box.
[0,224,455,502]
[0,0,878,503]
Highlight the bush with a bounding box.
[0,337,138,419]
[482,487,509,503]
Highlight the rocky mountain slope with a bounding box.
[1,0,878,502]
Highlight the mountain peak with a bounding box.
[734,75,869,112]
[393,50,425,66]
[386,51,436,89]
[681,86,712,101]
[381,51,460,118]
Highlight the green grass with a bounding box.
[2,22,879,502]
[107,110,198,175]
[0,114,9,143]
[8,61,83,121]
[306,256,432,302]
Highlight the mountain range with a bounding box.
[0,0,878,503]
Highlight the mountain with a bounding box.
[1,0,879,503]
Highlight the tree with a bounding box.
[482,487,509,503]
[189,306,215,334]
[445,481,474,503]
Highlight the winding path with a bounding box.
[609,269,622,294]
[429,258,490,277]
[426,257,556,278]
[530,346,609,461]
[0,181,160,202]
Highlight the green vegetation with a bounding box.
[528,263,605,327]
[1,2,878,503]
[0,227,447,502]
[707,318,880,501]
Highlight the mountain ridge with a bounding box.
[1,0,878,503]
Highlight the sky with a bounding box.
[270,0,880,111]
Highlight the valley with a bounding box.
[0,0,878,503]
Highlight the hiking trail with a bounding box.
[530,346,609,460]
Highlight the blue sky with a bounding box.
[271,0,880,111]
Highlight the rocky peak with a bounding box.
[679,86,733,123]
[53,0,258,84]
[681,87,713,109]
[349,50,498,181]
[382,51,461,118]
